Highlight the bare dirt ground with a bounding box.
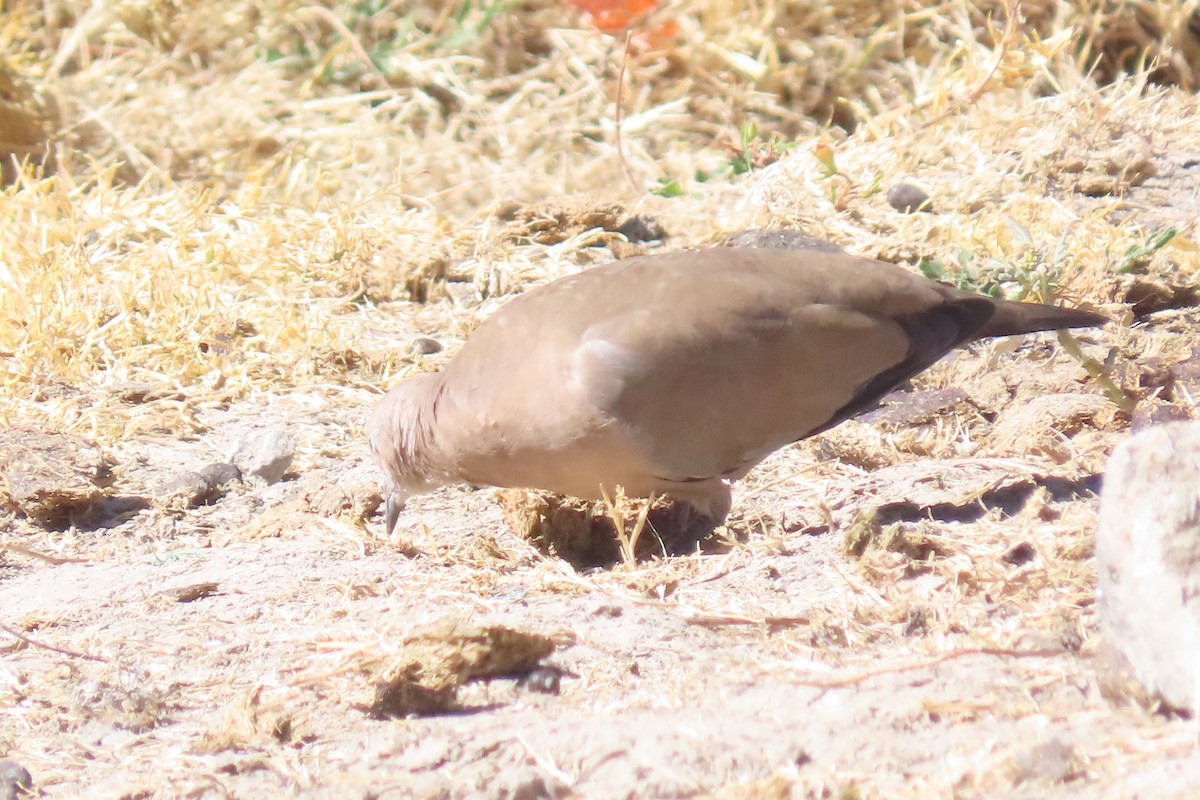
[4,1,1200,798]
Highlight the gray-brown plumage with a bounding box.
[367,247,1107,533]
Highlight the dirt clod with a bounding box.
[0,426,116,528]
[369,617,560,718]
[107,382,186,404]
[161,581,221,603]
[198,686,305,751]
[508,197,626,245]
[299,476,382,524]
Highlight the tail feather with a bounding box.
[976,300,1109,340]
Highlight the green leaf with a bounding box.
[1116,226,1178,274]
[738,120,758,149]
[917,259,945,280]
[651,178,684,198]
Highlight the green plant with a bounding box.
[650,177,684,198]
[653,121,792,196]
[726,121,790,175]
[440,0,515,50]
[1115,226,1177,274]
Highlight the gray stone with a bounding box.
[154,462,242,508]
[198,462,242,495]
[154,471,210,508]
[0,760,33,800]
[410,337,442,356]
[232,429,296,485]
[887,181,934,213]
[1097,421,1200,714]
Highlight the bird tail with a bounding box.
[976,300,1109,339]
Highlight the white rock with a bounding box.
[1097,421,1200,714]
[232,429,296,485]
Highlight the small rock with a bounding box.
[1002,541,1037,566]
[518,667,563,695]
[154,472,210,509]
[617,214,666,243]
[1097,421,1200,715]
[0,760,33,800]
[887,182,933,213]
[154,463,241,509]
[410,337,442,356]
[232,429,296,485]
[199,462,241,493]
[606,239,645,260]
[1008,739,1079,784]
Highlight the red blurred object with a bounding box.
[566,0,658,33]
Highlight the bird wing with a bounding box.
[566,249,998,482]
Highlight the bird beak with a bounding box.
[384,489,403,535]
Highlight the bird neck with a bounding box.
[395,380,452,492]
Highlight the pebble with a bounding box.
[410,337,442,356]
[887,182,934,213]
[154,462,242,508]
[617,214,666,243]
[518,667,562,695]
[0,760,32,800]
[1007,739,1079,784]
[232,429,296,485]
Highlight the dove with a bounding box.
[367,246,1107,533]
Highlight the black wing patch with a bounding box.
[800,297,997,440]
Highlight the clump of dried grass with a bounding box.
[0,5,56,185]
[498,487,719,569]
[197,684,306,752]
[0,425,115,527]
[366,616,560,717]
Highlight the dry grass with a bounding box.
[3,0,1200,797]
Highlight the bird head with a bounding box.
[365,372,444,534]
